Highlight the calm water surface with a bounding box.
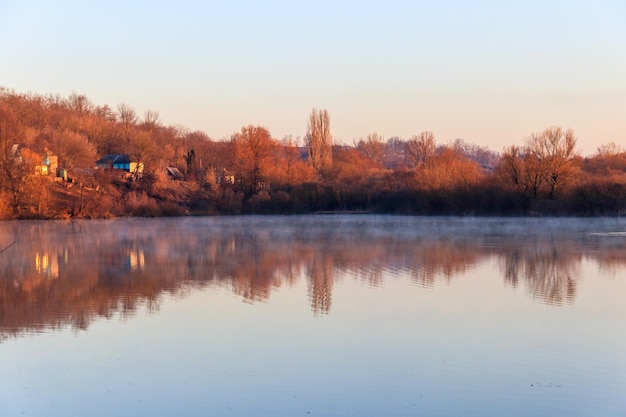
[1,216,625,416]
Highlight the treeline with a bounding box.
[1,87,626,219]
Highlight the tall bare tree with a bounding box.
[305,108,332,177]
[117,103,137,145]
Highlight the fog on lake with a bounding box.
[1,216,625,417]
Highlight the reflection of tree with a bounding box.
[229,235,282,302]
[588,236,626,276]
[3,218,626,339]
[501,232,626,304]
[408,240,481,287]
[499,239,580,305]
[307,253,334,315]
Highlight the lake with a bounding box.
[1,216,625,417]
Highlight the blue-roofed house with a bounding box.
[96,154,144,173]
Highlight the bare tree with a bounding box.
[596,142,623,158]
[305,108,332,177]
[499,145,544,199]
[116,103,138,148]
[94,104,117,122]
[526,127,578,200]
[67,92,93,114]
[142,110,160,129]
[499,127,579,200]
[406,131,436,167]
[117,103,137,126]
[500,145,525,190]
[356,132,385,165]
[51,129,97,170]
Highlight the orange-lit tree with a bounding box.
[230,125,277,197]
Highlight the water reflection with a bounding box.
[2,216,626,339]
[499,239,580,304]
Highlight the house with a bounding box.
[36,151,58,176]
[96,154,144,173]
[10,144,57,176]
[165,166,184,181]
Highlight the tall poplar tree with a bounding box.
[305,108,332,178]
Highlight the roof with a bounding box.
[96,154,132,165]
[165,167,184,179]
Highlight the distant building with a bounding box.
[11,144,57,176]
[36,151,58,176]
[57,167,69,182]
[96,154,144,173]
[165,166,184,181]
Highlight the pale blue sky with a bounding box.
[1,0,625,154]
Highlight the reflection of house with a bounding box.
[165,166,184,181]
[35,252,59,278]
[100,247,146,278]
[96,154,144,173]
[129,248,145,271]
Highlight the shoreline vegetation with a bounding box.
[2,87,626,219]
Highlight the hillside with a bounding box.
[2,87,626,219]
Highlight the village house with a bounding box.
[36,150,58,176]
[96,154,144,173]
[11,144,58,176]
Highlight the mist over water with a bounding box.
[1,216,625,416]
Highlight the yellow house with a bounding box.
[34,151,58,176]
[12,145,57,176]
